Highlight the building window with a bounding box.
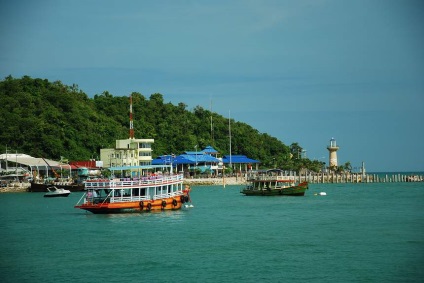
[140,143,151,149]
[139,152,151,157]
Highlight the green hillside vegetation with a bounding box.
[0,75,325,172]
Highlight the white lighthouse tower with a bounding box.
[327,137,339,168]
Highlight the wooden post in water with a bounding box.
[222,166,225,188]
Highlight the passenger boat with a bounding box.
[44,186,71,198]
[241,169,308,196]
[74,165,191,214]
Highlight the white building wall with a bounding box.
[100,138,154,167]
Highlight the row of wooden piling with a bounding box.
[295,173,424,183]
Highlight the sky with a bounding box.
[1,0,423,172]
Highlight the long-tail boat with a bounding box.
[241,169,308,196]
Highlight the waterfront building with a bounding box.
[99,95,154,168]
[152,146,260,175]
[100,138,154,168]
[327,137,339,168]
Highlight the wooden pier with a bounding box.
[295,172,423,183]
[184,172,423,186]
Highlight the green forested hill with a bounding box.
[0,75,323,171]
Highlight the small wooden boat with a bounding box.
[241,169,308,196]
[44,186,71,197]
[74,166,191,214]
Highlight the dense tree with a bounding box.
[0,75,323,172]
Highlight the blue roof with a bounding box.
[202,145,219,154]
[222,155,260,164]
[184,151,202,155]
[179,154,220,163]
[152,155,195,165]
[152,154,220,165]
[152,153,258,165]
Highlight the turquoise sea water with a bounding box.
[1,182,423,283]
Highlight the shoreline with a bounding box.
[184,176,246,186]
[0,178,247,193]
[0,182,30,193]
[1,172,422,193]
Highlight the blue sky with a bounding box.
[1,0,423,172]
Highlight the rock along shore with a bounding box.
[0,182,30,193]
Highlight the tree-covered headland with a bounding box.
[0,75,329,173]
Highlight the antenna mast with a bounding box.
[229,110,232,169]
[129,94,134,139]
[210,99,214,145]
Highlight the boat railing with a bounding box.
[247,174,295,182]
[153,191,184,200]
[109,196,138,203]
[85,174,184,189]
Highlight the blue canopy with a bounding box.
[151,155,196,165]
[152,154,258,165]
[222,155,260,164]
[181,154,220,163]
[152,154,220,165]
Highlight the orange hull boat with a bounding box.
[75,168,191,214]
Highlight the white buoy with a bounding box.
[319,192,327,196]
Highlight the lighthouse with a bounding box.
[327,137,339,168]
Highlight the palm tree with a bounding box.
[343,161,352,173]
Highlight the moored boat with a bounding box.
[74,165,191,214]
[241,169,308,196]
[44,186,71,197]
